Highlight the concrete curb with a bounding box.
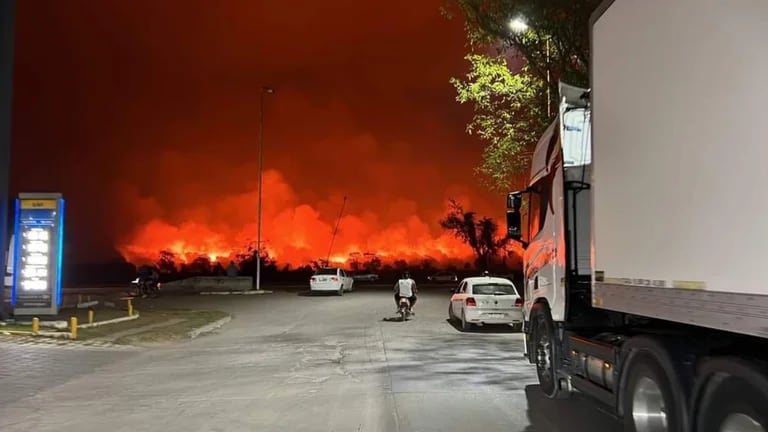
[0,330,36,336]
[38,331,72,339]
[33,320,69,330]
[0,330,72,339]
[78,312,140,329]
[199,290,273,296]
[188,315,232,339]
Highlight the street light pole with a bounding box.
[255,86,274,291]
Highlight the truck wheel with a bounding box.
[532,305,568,399]
[623,353,682,432]
[694,359,768,432]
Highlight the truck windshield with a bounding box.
[473,284,517,295]
[562,108,592,167]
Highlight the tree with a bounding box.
[394,259,408,273]
[189,256,212,275]
[444,0,599,87]
[440,199,510,270]
[451,55,548,190]
[156,249,178,275]
[444,0,601,190]
[235,242,277,277]
[420,257,437,273]
[348,252,362,272]
[363,253,382,273]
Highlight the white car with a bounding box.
[428,271,458,283]
[448,276,523,331]
[310,267,354,296]
[351,273,379,282]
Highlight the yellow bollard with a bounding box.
[127,298,133,317]
[70,317,77,340]
[32,317,39,335]
[88,309,94,324]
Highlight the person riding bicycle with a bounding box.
[394,271,418,313]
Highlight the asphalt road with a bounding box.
[0,286,621,432]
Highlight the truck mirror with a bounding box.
[507,191,522,212]
[506,211,522,241]
[506,191,524,243]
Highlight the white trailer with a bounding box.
[505,0,768,430]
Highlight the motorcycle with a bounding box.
[131,277,161,298]
[398,297,412,321]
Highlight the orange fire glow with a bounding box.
[117,169,476,268]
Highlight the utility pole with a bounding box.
[326,196,347,266]
[255,86,274,291]
[0,1,17,319]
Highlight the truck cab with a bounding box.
[507,83,595,353]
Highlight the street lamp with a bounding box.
[508,16,552,117]
[256,86,274,291]
[508,16,529,33]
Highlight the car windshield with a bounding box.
[472,283,517,296]
[315,268,338,276]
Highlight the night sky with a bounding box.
[11,0,500,266]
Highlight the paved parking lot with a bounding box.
[0,286,620,431]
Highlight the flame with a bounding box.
[118,169,477,267]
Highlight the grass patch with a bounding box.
[77,308,230,345]
[62,307,128,323]
[0,322,34,332]
[114,310,230,346]
[2,307,230,346]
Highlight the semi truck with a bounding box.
[505,0,768,431]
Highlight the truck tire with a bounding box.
[694,358,768,432]
[622,352,683,432]
[531,304,569,399]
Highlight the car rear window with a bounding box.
[472,283,517,295]
[315,268,338,276]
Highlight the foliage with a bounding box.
[157,250,177,275]
[235,242,278,277]
[444,0,599,87]
[439,199,510,270]
[184,256,213,275]
[348,252,383,273]
[451,54,548,190]
[444,0,600,190]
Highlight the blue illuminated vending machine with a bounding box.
[11,193,65,316]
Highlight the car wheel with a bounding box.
[338,287,344,296]
[448,304,455,321]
